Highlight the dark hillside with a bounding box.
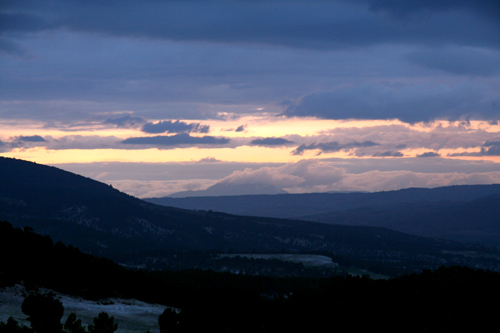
[145,184,500,219]
[304,193,500,246]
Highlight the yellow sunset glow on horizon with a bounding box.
[1,116,499,166]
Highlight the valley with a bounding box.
[2,156,500,332]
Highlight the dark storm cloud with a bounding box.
[364,0,500,21]
[417,151,441,158]
[478,140,500,156]
[2,1,500,126]
[0,12,51,34]
[249,138,295,147]
[103,115,146,128]
[284,83,500,123]
[17,135,46,142]
[141,120,209,134]
[121,133,230,147]
[0,38,25,56]
[2,1,499,49]
[406,47,500,76]
[291,140,379,155]
[372,150,404,157]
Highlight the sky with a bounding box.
[1,0,500,198]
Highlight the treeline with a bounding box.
[125,250,349,278]
[2,221,500,332]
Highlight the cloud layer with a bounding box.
[121,133,230,148]
[284,83,500,123]
[215,159,500,195]
[141,120,209,134]
[1,1,499,124]
[2,1,499,50]
[1,1,499,196]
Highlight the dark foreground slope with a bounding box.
[2,222,500,333]
[0,157,497,275]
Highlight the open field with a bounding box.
[219,254,338,267]
[219,254,390,279]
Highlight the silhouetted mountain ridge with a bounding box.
[168,182,287,197]
[145,184,500,219]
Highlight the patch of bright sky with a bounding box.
[213,116,403,137]
[1,116,499,164]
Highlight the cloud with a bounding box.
[449,140,500,156]
[406,46,500,76]
[51,158,500,197]
[283,82,500,123]
[320,122,500,152]
[235,125,245,132]
[483,140,500,155]
[0,12,51,34]
[372,151,404,157]
[0,135,122,151]
[417,152,441,158]
[108,179,217,198]
[141,120,209,134]
[0,38,26,57]
[250,137,295,147]
[17,135,46,142]
[218,160,345,190]
[103,115,146,128]
[197,157,221,163]
[364,0,500,22]
[47,135,122,150]
[2,1,499,50]
[291,140,379,155]
[121,133,230,147]
[213,159,500,194]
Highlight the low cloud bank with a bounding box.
[214,160,500,194]
[75,159,500,198]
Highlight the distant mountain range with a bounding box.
[302,193,500,246]
[168,182,287,197]
[146,184,500,246]
[1,156,499,275]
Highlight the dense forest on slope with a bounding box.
[2,221,500,333]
